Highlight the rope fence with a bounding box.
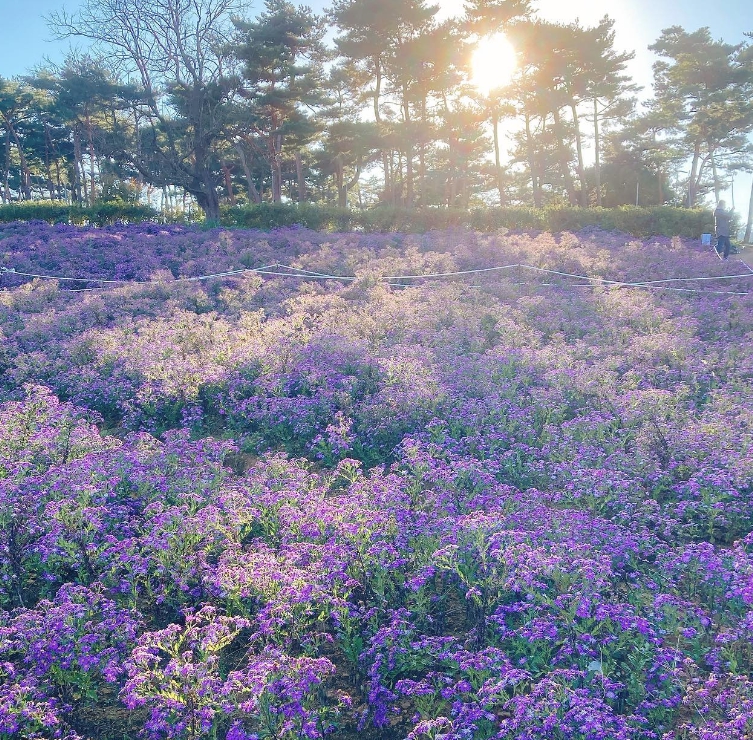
[2,253,752,296]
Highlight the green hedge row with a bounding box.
[222,204,715,238]
[0,201,158,225]
[0,201,715,238]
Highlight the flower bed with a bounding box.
[0,222,752,739]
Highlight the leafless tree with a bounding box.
[49,0,248,219]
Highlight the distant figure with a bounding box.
[714,200,732,259]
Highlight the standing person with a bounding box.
[714,200,732,259]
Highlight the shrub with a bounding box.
[220,203,353,231]
[221,204,713,238]
[0,200,158,225]
[1,201,714,237]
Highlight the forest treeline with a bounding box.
[1,0,752,234]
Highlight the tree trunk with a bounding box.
[593,98,602,207]
[381,151,392,205]
[235,145,261,203]
[710,149,721,203]
[405,143,414,208]
[222,162,236,205]
[524,112,540,208]
[295,151,305,203]
[189,158,221,221]
[386,150,396,206]
[194,186,220,221]
[134,109,144,192]
[54,159,63,202]
[44,123,54,201]
[344,156,362,210]
[373,61,382,124]
[745,175,753,244]
[551,107,577,205]
[2,129,9,203]
[657,167,664,206]
[492,111,504,207]
[687,139,701,207]
[272,163,282,202]
[85,111,97,203]
[336,155,346,208]
[460,161,469,210]
[271,133,283,203]
[418,144,426,207]
[732,174,735,211]
[402,94,414,208]
[374,59,391,201]
[570,103,588,207]
[693,155,710,204]
[73,131,87,205]
[418,97,427,206]
[448,137,457,207]
[7,122,31,200]
[396,150,404,206]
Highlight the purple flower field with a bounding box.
[1,221,752,739]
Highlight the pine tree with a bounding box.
[233,0,328,203]
[650,26,753,207]
[330,0,439,205]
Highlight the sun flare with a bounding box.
[471,34,518,95]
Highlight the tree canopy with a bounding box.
[0,1,748,223]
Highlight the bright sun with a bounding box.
[471,34,518,95]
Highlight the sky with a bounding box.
[4,0,750,83]
[1,0,752,217]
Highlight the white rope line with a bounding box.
[274,261,752,292]
[629,272,753,285]
[53,265,406,291]
[0,263,280,284]
[382,264,521,279]
[268,263,750,292]
[264,263,524,281]
[272,264,353,278]
[468,283,749,295]
[273,261,753,288]
[622,284,750,296]
[1,267,137,283]
[2,258,751,295]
